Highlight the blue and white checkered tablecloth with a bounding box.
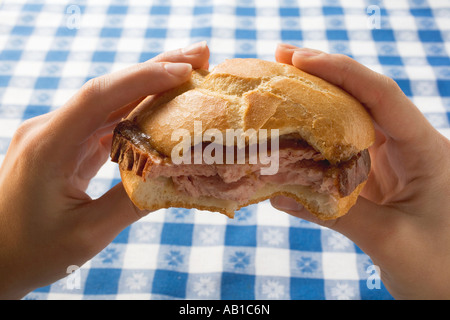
[1,0,449,301]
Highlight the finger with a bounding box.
[270,196,335,228]
[275,44,433,142]
[151,41,210,70]
[61,42,211,142]
[102,96,147,129]
[275,43,304,64]
[75,134,113,186]
[270,195,398,258]
[61,41,210,139]
[52,61,192,144]
[83,182,149,245]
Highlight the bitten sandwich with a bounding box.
[111,59,375,220]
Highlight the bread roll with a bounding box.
[111,58,375,220]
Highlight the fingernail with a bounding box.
[164,63,192,77]
[182,41,207,56]
[293,48,323,58]
[271,196,304,211]
[277,43,298,51]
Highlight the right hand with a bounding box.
[271,44,450,300]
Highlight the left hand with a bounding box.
[0,41,210,299]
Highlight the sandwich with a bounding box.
[110,58,375,220]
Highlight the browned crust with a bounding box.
[111,120,169,179]
[161,184,366,221]
[125,59,375,164]
[112,58,375,220]
[111,119,370,198]
[114,136,368,220]
[120,167,367,220]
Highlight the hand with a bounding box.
[272,44,450,300]
[0,41,210,299]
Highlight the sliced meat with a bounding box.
[111,120,371,204]
[171,151,370,204]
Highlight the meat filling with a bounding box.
[111,120,371,204]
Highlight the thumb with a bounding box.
[83,182,149,245]
[271,195,396,258]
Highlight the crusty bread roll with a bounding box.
[111,58,375,220]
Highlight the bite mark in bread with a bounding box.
[111,59,375,220]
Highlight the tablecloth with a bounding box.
[0,0,449,301]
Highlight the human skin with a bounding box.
[0,42,210,299]
[1,41,449,300]
[272,44,450,300]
